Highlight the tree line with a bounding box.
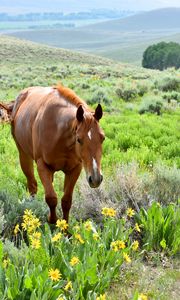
[142,42,180,70]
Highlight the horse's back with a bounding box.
[12,86,76,163]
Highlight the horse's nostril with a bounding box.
[89,176,93,185]
[100,175,103,182]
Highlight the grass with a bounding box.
[107,259,180,300]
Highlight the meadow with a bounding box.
[0,36,180,299]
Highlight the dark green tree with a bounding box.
[142,42,180,70]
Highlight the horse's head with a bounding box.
[75,104,105,188]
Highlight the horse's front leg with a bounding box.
[61,164,82,222]
[37,158,57,224]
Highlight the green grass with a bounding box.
[107,259,180,300]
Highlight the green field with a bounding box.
[0,36,180,299]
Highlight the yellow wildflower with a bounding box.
[111,240,126,251]
[123,253,131,263]
[70,256,80,266]
[48,268,61,281]
[93,233,100,241]
[111,241,118,252]
[3,259,10,268]
[132,240,139,251]
[126,208,135,218]
[102,207,116,217]
[135,223,141,232]
[52,232,62,242]
[30,238,41,249]
[30,217,41,230]
[84,220,93,231]
[14,224,20,235]
[96,294,106,300]
[74,233,84,244]
[64,280,73,291]
[22,209,41,233]
[116,240,126,249]
[31,231,41,239]
[138,293,148,300]
[56,219,68,231]
[23,209,34,219]
[56,297,64,300]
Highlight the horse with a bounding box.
[0,85,105,223]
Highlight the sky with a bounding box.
[0,0,180,14]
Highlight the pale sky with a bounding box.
[0,0,180,14]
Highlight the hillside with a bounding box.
[0,35,112,66]
[84,7,180,31]
[8,8,180,65]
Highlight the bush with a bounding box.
[139,95,163,115]
[87,88,112,106]
[115,82,138,102]
[150,163,180,204]
[136,202,180,255]
[155,76,180,92]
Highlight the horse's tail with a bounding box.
[0,101,15,123]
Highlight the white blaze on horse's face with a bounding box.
[76,104,104,188]
[88,129,92,140]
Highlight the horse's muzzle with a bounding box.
[88,174,103,188]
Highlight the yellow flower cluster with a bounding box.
[93,233,100,241]
[102,207,116,217]
[96,294,106,300]
[30,231,42,249]
[56,219,68,231]
[74,233,84,244]
[132,240,139,251]
[70,256,80,266]
[22,209,41,233]
[126,207,135,218]
[111,240,126,252]
[14,224,20,235]
[64,280,73,291]
[48,268,61,281]
[138,293,148,300]
[123,253,131,263]
[52,232,62,242]
[84,220,93,231]
[134,223,141,232]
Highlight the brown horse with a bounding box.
[0,85,105,223]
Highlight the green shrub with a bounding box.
[136,202,180,255]
[150,163,180,204]
[155,76,180,92]
[115,82,138,102]
[139,95,163,115]
[87,88,112,106]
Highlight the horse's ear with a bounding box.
[76,105,84,122]
[94,104,103,121]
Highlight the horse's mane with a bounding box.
[55,84,88,109]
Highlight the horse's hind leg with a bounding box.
[19,149,37,196]
[36,158,57,224]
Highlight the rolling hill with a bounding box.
[84,7,180,31]
[6,8,180,65]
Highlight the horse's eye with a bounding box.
[100,134,105,143]
[77,138,82,144]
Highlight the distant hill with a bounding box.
[84,7,180,31]
[7,8,180,65]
